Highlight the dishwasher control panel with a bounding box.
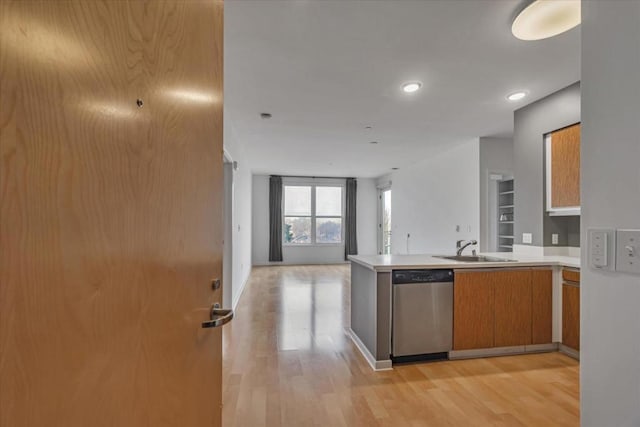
[392,269,453,284]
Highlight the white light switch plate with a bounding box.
[616,229,640,274]
[589,229,614,270]
[523,233,532,244]
[552,234,559,245]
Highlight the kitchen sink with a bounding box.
[434,255,516,263]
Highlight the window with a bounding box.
[284,184,343,244]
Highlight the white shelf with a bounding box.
[497,178,514,253]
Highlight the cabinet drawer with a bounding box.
[563,269,580,283]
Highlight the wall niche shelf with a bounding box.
[497,178,514,253]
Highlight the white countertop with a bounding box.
[348,252,580,271]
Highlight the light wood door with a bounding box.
[563,284,581,351]
[494,270,532,347]
[550,123,581,208]
[453,271,494,350]
[0,1,225,426]
[531,269,553,344]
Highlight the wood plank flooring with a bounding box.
[222,265,579,426]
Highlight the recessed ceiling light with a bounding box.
[391,167,399,170]
[260,112,272,119]
[365,126,372,130]
[369,141,379,144]
[512,0,581,41]
[401,82,422,93]
[507,91,528,101]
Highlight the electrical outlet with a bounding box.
[552,234,559,245]
[523,233,532,244]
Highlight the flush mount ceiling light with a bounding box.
[512,0,581,41]
[507,91,528,101]
[401,82,422,93]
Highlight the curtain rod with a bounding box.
[272,175,355,180]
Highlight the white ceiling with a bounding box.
[225,0,580,178]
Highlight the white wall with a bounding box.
[251,175,378,265]
[581,2,640,426]
[222,161,234,309]
[389,139,481,254]
[479,137,514,252]
[356,178,378,255]
[223,120,253,309]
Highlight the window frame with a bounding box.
[282,179,345,247]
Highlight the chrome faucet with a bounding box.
[456,239,478,256]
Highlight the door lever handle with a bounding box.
[201,303,233,328]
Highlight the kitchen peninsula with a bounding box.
[348,253,580,370]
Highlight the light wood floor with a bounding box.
[222,265,579,427]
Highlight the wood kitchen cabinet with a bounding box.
[531,269,553,344]
[453,271,494,350]
[547,123,581,213]
[494,270,532,347]
[562,270,580,351]
[454,268,553,351]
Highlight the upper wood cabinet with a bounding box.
[546,123,581,215]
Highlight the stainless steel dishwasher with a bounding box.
[392,269,453,362]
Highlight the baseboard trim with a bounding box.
[449,342,558,360]
[347,328,393,371]
[232,273,251,311]
[526,342,559,353]
[559,344,580,360]
[253,261,350,267]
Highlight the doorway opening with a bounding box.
[223,154,234,309]
[378,188,392,255]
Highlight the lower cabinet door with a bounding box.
[453,271,494,350]
[494,270,532,347]
[562,283,580,350]
[531,269,553,344]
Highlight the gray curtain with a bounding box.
[269,175,283,262]
[344,178,358,260]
